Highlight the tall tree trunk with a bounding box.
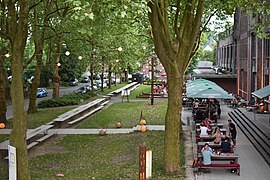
[164,65,183,173]
[28,48,42,113]
[10,44,31,180]
[101,62,104,92]
[108,64,112,89]
[28,1,51,113]
[45,39,54,87]
[90,63,94,91]
[53,34,62,98]
[0,53,7,123]
[119,72,122,84]
[8,1,31,179]
[148,0,204,174]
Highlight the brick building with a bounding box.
[217,8,270,108]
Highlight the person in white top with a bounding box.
[200,124,209,136]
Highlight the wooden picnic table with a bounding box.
[196,128,227,135]
[195,123,224,129]
[198,135,231,142]
[198,153,239,163]
[197,141,222,150]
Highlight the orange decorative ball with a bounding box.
[140,125,147,132]
[0,123,5,129]
[115,122,122,128]
[99,129,107,135]
[140,119,147,125]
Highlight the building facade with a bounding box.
[217,8,270,106]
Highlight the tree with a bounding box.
[28,0,54,113]
[147,0,235,173]
[148,0,204,173]
[237,0,270,39]
[0,0,31,179]
[0,47,8,123]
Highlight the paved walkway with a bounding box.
[181,104,270,180]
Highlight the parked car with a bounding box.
[36,88,48,98]
[75,86,91,94]
[81,76,90,83]
[93,85,100,91]
[68,78,78,86]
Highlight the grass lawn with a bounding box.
[129,84,151,99]
[76,99,168,128]
[0,93,186,179]
[25,132,185,180]
[0,134,9,143]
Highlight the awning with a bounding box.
[251,85,270,99]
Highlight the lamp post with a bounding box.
[117,47,123,82]
[115,59,119,86]
[150,52,156,105]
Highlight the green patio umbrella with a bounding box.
[186,83,225,95]
[186,79,226,96]
[187,87,234,99]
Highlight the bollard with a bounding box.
[187,117,190,126]
[191,121,195,131]
[139,146,146,180]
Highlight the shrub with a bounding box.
[37,91,95,108]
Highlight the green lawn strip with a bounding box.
[28,131,185,179]
[98,82,128,95]
[129,84,151,99]
[0,134,9,142]
[5,107,73,129]
[76,100,168,129]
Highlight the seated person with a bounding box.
[212,127,222,144]
[201,143,213,173]
[193,99,199,108]
[220,137,232,153]
[200,124,209,136]
[203,118,212,128]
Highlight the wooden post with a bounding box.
[139,145,146,180]
[150,56,154,105]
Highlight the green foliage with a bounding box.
[237,0,270,38]
[37,91,95,108]
[187,32,217,74]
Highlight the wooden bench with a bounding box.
[35,130,59,143]
[27,142,39,149]
[26,125,54,139]
[1,125,54,152]
[195,163,240,175]
[110,82,138,95]
[67,106,104,125]
[54,98,105,124]
[100,101,109,106]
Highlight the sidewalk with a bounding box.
[182,104,270,180]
